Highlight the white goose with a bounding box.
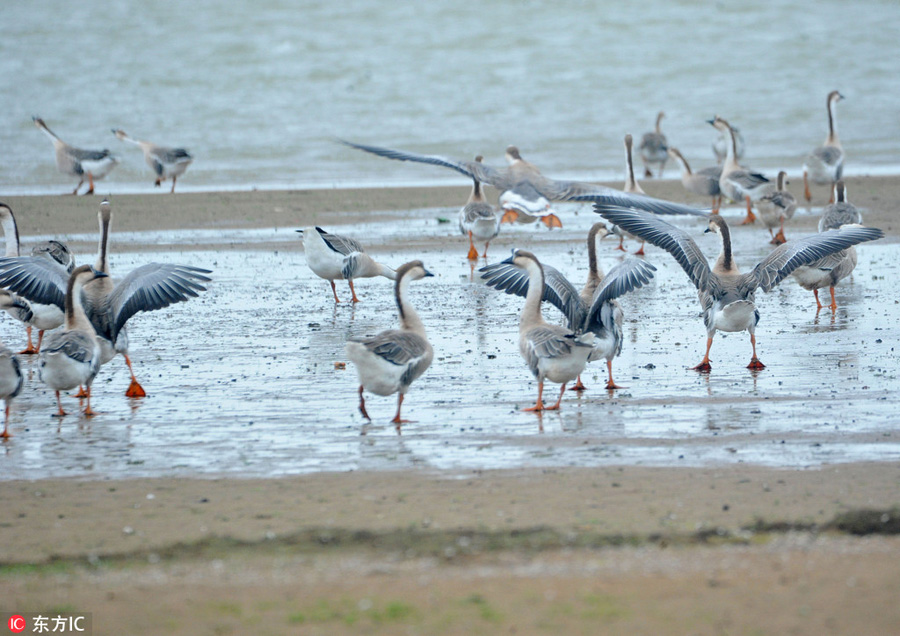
[803,90,845,202]
[639,111,668,178]
[0,199,212,398]
[112,129,193,193]
[480,223,656,391]
[38,265,107,417]
[593,203,883,371]
[0,291,26,437]
[298,226,396,303]
[709,116,772,225]
[459,156,501,260]
[33,117,119,195]
[757,171,797,245]
[345,260,434,429]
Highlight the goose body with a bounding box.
[345,261,434,428]
[0,291,26,437]
[480,223,656,391]
[713,125,745,164]
[33,117,119,195]
[593,203,883,371]
[757,171,797,244]
[668,147,722,213]
[112,129,193,192]
[803,91,845,202]
[299,226,396,303]
[639,111,668,178]
[709,117,772,225]
[458,156,500,259]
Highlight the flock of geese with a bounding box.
[17,91,881,429]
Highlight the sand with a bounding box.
[1,176,899,635]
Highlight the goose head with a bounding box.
[394,260,434,283]
[504,146,523,165]
[707,116,732,134]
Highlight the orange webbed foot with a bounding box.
[540,214,563,230]
[125,379,147,398]
[500,210,519,224]
[747,358,766,370]
[605,381,625,390]
[770,229,787,245]
[692,361,712,373]
[522,404,544,412]
[740,212,756,225]
[18,347,38,356]
[466,245,479,260]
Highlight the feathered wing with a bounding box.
[564,186,709,216]
[338,139,502,184]
[158,148,193,164]
[523,326,589,377]
[106,264,212,341]
[0,257,69,310]
[316,227,364,256]
[588,258,657,320]
[593,204,716,293]
[743,226,884,293]
[354,330,430,366]
[478,262,586,330]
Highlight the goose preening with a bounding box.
[345,260,434,429]
[593,203,883,371]
[496,249,595,411]
[639,111,668,178]
[338,139,707,225]
[479,223,656,391]
[0,199,212,398]
[298,226,396,303]
[803,91,845,203]
[33,117,119,195]
[792,181,863,311]
[709,116,772,225]
[458,155,500,260]
[0,203,74,354]
[112,129,193,193]
[713,125,745,165]
[0,291,27,437]
[757,171,797,245]
[667,147,723,213]
[37,265,107,417]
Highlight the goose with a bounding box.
[0,203,74,354]
[593,203,883,371]
[709,116,772,225]
[0,199,212,398]
[33,117,119,195]
[459,155,501,260]
[112,129,193,193]
[803,91,845,202]
[757,171,797,245]
[0,291,27,437]
[345,260,434,429]
[497,249,595,411]
[338,139,707,223]
[298,226,396,302]
[639,111,668,178]
[37,265,107,417]
[792,181,863,311]
[667,147,722,213]
[713,125,745,165]
[614,134,649,255]
[479,223,656,391]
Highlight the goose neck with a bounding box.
[396,275,425,335]
[520,258,546,330]
[0,210,19,257]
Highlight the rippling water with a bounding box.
[2,1,900,193]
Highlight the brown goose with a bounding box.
[112,129,193,192]
[667,147,722,213]
[33,117,119,195]
[458,156,500,260]
[709,116,772,225]
[803,91,845,202]
[639,111,668,178]
[757,171,797,245]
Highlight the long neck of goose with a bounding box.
[0,212,19,257]
[96,213,110,273]
[655,113,663,134]
[469,176,484,203]
[672,151,691,176]
[777,172,786,190]
[520,259,546,330]
[65,277,92,330]
[713,225,736,273]
[723,125,740,170]
[396,275,425,334]
[625,144,638,190]
[826,98,839,145]
[586,232,602,286]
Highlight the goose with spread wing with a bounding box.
[593,203,883,371]
[480,223,656,391]
[803,91,845,203]
[112,129,193,193]
[33,117,119,195]
[298,226,396,303]
[0,199,212,397]
[338,139,707,225]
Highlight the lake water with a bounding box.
[2,0,900,194]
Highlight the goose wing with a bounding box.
[69,147,115,162]
[106,263,212,341]
[315,227,364,256]
[478,261,586,330]
[743,225,884,293]
[339,140,502,185]
[157,147,192,164]
[562,185,708,216]
[593,204,717,293]
[0,257,69,309]
[354,330,429,366]
[587,258,657,324]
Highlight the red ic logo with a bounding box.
[7,615,26,633]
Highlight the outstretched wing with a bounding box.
[478,261,586,330]
[588,258,657,321]
[563,186,709,217]
[315,227,364,256]
[338,139,501,184]
[0,257,69,310]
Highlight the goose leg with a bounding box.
[803,170,812,202]
[545,383,566,411]
[772,220,787,245]
[82,386,96,417]
[828,182,835,204]
[72,385,88,398]
[123,354,147,398]
[1,403,10,438]
[633,241,645,256]
[35,330,45,353]
[358,386,371,421]
[606,359,624,390]
[481,241,491,259]
[171,176,177,194]
[572,375,587,392]
[348,279,361,303]
[52,391,68,417]
[692,337,714,372]
[711,196,720,215]
[391,393,411,428]
[330,280,341,303]
[747,334,765,370]
[84,173,95,195]
[155,178,162,188]
[18,326,38,355]
[740,197,756,225]
[615,236,626,252]
[829,286,838,312]
[522,382,545,412]
[813,289,823,310]
[71,178,84,195]
[466,231,479,260]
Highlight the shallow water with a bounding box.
[1,204,898,479]
[3,1,900,194]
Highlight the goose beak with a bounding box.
[704,228,712,234]
[90,267,109,278]
[423,269,434,278]
[501,250,517,265]
[706,118,716,126]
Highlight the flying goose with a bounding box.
[757,171,797,245]
[639,111,668,178]
[593,203,883,371]
[298,226,396,302]
[792,181,863,311]
[338,139,708,223]
[459,155,501,260]
[345,260,434,429]
[33,117,119,195]
[0,199,212,398]
[803,91,845,202]
[709,116,772,225]
[0,291,27,437]
[667,147,723,213]
[479,223,656,391]
[112,129,193,193]
[37,265,107,417]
